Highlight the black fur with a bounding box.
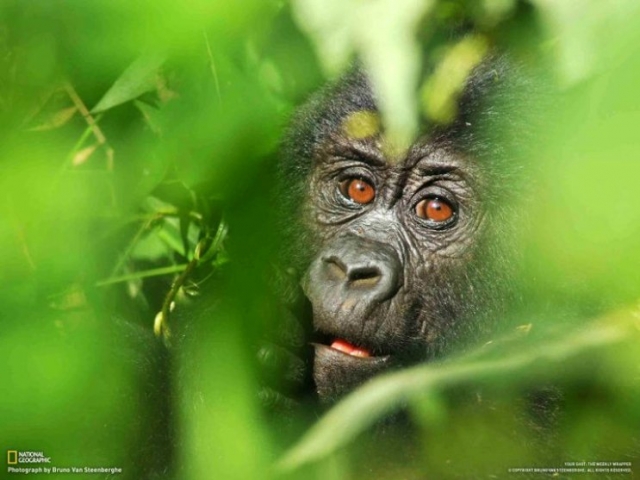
[275,56,532,403]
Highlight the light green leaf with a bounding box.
[277,316,636,472]
[531,0,640,84]
[92,52,166,113]
[292,0,433,151]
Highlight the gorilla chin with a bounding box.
[312,344,392,402]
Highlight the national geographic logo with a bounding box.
[6,450,51,464]
[6,450,123,475]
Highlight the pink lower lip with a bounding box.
[330,338,371,358]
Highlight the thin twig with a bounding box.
[203,30,222,105]
[64,81,115,171]
[96,264,188,287]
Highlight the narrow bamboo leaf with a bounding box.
[92,52,166,113]
[96,264,187,287]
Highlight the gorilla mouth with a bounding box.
[309,305,397,363]
[312,331,391,362]
[330,338,371,358]
[312,337,392,401]
[313,342,391,364]
[310,308,396,400]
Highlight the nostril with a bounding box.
[348,266,382,287]
[322,257,383,287]
[323,257,348,281]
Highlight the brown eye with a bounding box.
[340,178,375,204]
[416,197,454,223]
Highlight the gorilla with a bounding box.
[171,52,640,480]
[109,46,580,480]
[154,51,540,480]
[269,55,529,405]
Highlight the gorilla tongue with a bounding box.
[330,338,371,358]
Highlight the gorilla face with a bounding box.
[280,60,521,402]
[302,143,488,400]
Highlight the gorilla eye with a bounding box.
[415,197,455,223]
[339,178,375,204]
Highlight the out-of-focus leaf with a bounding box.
[92,52,166,113]
[131,231,171,262]
[29,106,77,131]
[421,35,489,124]
[134,100,163,134]
[522,11,640,305]
[0,319,134,468]
[356,0,434,151]
[480,0,517,27]
[292,0,433,151]
[291,0,354,75]
[277,313,638,472]
[72,143,98,166]
[156,219,193,258]
[531,0,640,84]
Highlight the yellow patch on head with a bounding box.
[341,111,381,140]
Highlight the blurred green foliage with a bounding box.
[0,0,639,479]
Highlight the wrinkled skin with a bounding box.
[277,58,527,402]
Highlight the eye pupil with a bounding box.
[416,197,454,222]
[344,178,375,204]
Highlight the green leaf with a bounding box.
[277,315,637,472]
[92,52,166,113]
[134,100,163,134]
[292,0,434,151]
[130,231,171,262]
[420,35,489,124]
[530,0,640,84]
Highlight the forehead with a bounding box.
[285,57,515,177]
[321,106,476,174]
[307,67,485,161]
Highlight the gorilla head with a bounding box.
[278,56,528,402]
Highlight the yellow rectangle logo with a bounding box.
[7,450,17,465]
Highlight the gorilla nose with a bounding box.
[325,258,381,287]
[316,238,402,302]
